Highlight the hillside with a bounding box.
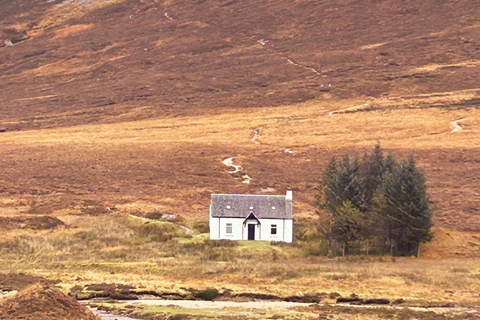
[1,0,480,129]
[0,0,480,257]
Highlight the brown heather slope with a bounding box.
[0,101,479,256]
[1,0,480,129]
[0,0,479,256]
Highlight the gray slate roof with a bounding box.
[211,194,292,219]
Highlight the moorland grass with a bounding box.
[1,213,479,308]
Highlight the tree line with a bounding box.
[315,143,432,257]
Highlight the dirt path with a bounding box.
[285,58,322,76]
[251,127,262,144]
[222,157,251,184]
[451,118,466,132]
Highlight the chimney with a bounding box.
[286,189,293,201]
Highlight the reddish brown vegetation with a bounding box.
[0,216,65,230]
[1,0,480,130]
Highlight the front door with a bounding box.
[247,224,255,240]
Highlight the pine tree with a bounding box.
[315,146,432,257]
[331,200,366,255]
[383,153,398,175]
[315,156,339,251]
[381,155,432,256]
[361,142,384,208]
[315,156,340,215]
[316,155,367,254]
[336,154,365,211]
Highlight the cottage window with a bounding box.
[271,224,277,235]
[226,223,232,234]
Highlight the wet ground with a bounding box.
[93,310,143,320]
[89,299,480,320]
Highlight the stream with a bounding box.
[91,299,480,320]
[91,300,312,320]
[94,310,144,320]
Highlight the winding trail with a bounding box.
[251,127,262,144]
[285,58,322,76]
[222,157,243,174]
[451,118,466,132]
[222,157,251,184]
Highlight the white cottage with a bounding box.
[209,190,293,243]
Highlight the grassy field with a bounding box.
[0,97,480,319]
[2,213,480,307]
[0,91,480,319]
[0,96,479,231]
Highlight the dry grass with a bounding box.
[0,92,479,317]
[0,97,479,228]
[1,214,480,308]
[31,0,125,35]
[52,24,95,40]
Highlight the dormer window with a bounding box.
[226,205,231,209]
[249,206,254,210]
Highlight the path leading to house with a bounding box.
[222,157,251,184]
[451,118,466,132]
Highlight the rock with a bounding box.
[161,213,177,221]
[4,40,13,47]
[180,225,194,235]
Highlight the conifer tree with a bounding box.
[315,156,340,215]
[361,142,384,207]
[316,155,367,253]
[381,155,432,256]
[336,154,365,211]
[316,145,433,257]
[331,201,366,255]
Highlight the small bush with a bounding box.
[200,248,236,261]
[299,240,329,256]
[193,221,209,234]
[134,222,178,242]
[144,210,164,220]
[203,239,239,248]
[270,241,291,247]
